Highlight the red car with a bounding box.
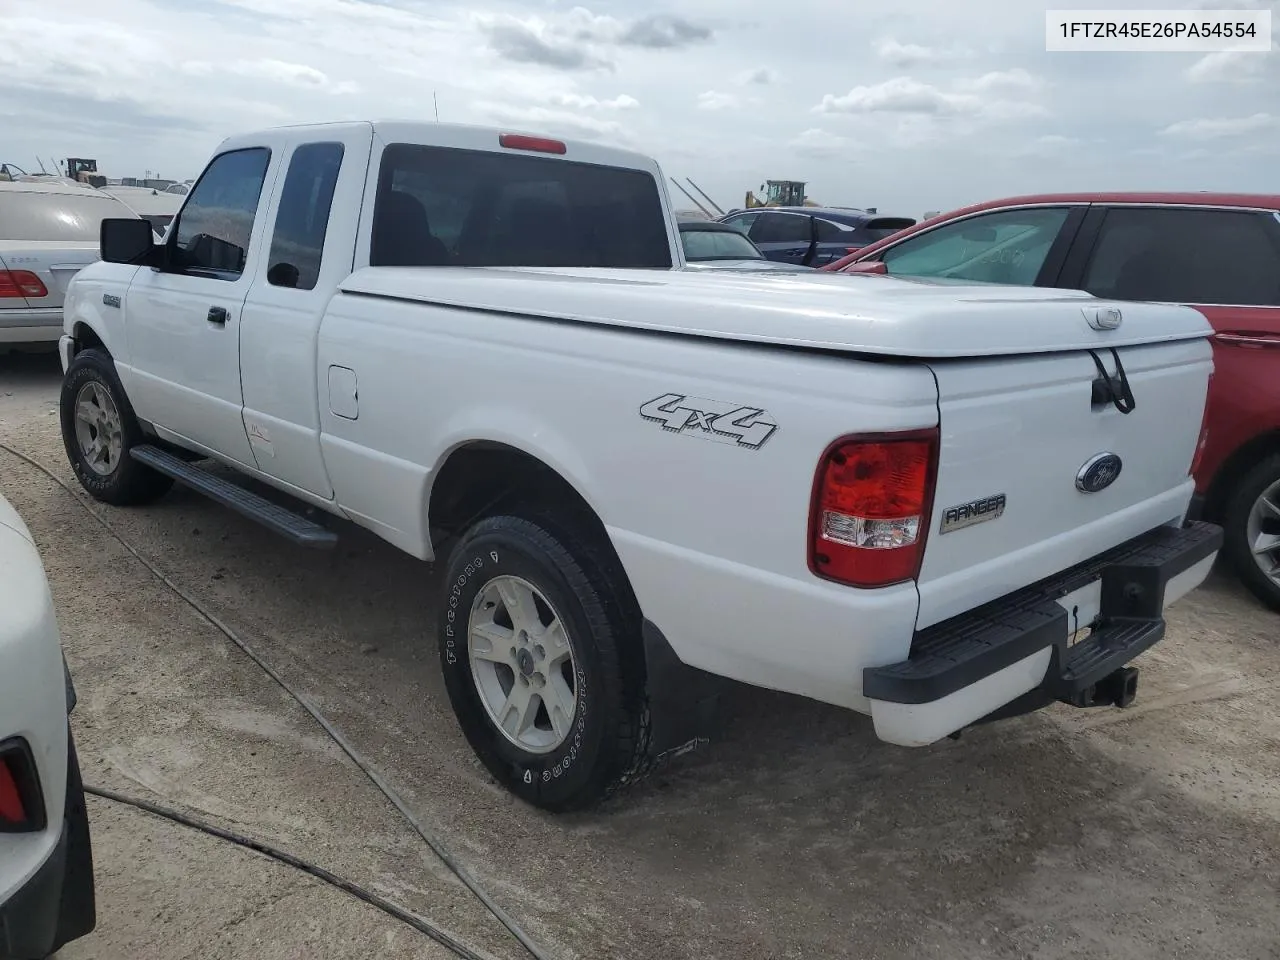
[822,193,1280,611]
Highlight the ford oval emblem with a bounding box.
[1076,452,1123,493]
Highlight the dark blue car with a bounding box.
[717,207,916,267]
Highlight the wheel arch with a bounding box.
[427,438,614,552]
[69,321,108,358]
[426,438,716,761]
[1203,429,1280,521]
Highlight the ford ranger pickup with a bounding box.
[56,120,1222,811]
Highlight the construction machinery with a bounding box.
[66,158,107,187]
[744,180,819,209]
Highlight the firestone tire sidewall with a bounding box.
[439,529,616,810]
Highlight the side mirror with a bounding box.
[101,218,160,266]
[845,260,888,275]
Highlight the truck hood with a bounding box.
[340,266,1212,358]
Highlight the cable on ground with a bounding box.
[83,784,490,960]
[0,442,552,960]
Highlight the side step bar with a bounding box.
[130,445,339,550]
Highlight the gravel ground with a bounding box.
[2,350,1278,960]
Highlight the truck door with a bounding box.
[124,146,275,467]
[237,124,374,499]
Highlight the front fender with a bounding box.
[61,261,141,366]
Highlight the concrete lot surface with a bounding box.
[2,350,1278,960]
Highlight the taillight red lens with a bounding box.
[0,742,42,832]
[0,760,26,825]
[0,270,49,299]
[809,429,939,587]
[499,133,567,155]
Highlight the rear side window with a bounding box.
[878,207,1070,285]
[267,141,345,290]
[749,213,810,244]
[859,217,916,243]
[0,190,134,242]
[1081,207,1280,306]
[370,143,672,269]
[172,147,271,278]
[681,228,761,260]
[721,212,758,234]
[814,219,854,242]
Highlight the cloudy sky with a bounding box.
[1,0,1276,217]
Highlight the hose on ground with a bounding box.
[83,783,490,960]
[0,442,552,960]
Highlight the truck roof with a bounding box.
[214,120,664,176]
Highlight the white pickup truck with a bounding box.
[57,120,1222,811]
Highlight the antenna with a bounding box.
[36,157,48,174]
[433,91,439,122]
[685,178,725,216]
[669,178,712,218]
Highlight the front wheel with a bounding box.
[58,348,173,505]
[1221,453,1280,613]
[438,513,648,812]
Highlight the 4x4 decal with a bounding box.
[639,393,778,449]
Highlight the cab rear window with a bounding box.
[370,143,672,269]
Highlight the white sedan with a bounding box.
[0,491,95,958]
[1,180,145,348]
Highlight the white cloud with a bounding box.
[789,128,850,158]
[1186,51,1269,84]
[874,38,972,67]
[183,59,360,95]
[816,77,980,115]
[470,101,629,142]
[697,90,740,111]
[956,68,1042,94]
[735,67,779,86]
[553,93,640,110]
[1160,113,1278,139]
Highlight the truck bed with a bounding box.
[338,266,1213,358]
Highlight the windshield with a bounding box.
[681,227,762,261]
[0,190,131,241]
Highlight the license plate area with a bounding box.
[1055,579,1103,646]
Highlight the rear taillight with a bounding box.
[0,742,43,833]
[0,270,48,299]
[809,429,939,588]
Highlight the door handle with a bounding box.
[207,306,228,326]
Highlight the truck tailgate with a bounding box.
[916,337,1212,628]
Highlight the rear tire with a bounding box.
[1221,453,1280,613]
[59,348,173,506]
[438,512,648,812]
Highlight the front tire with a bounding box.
[438,513,648,812]
[59,348,173,505]
[1221,453,1280,613]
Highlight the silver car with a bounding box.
[1,181,143,347]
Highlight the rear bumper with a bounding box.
[1185,493,1206,524]
[864,520,1223,746]
[0,739,95,960]
[0,308,61,343]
